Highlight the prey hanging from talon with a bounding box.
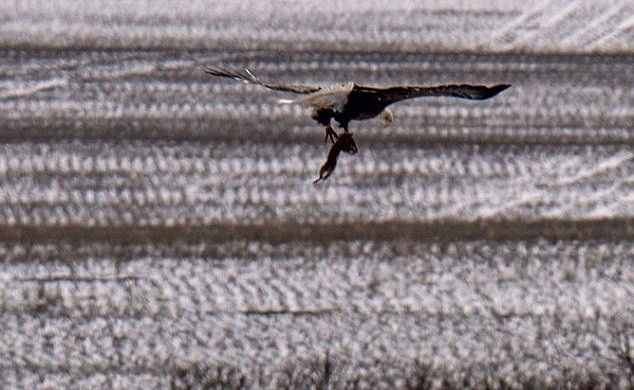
[313,132,358,184]
[205,66,510,181]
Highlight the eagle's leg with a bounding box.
[324,124,338,144]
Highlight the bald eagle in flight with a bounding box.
[205,66,510,181]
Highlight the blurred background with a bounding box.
[1,1,633,388]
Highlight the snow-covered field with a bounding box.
[1,0,633,53]
[2,240,633,388]
[1,1,633,388]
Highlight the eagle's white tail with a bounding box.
[277,98,296,104]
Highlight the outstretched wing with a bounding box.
[354,83,510,106]
[205,66,321,94]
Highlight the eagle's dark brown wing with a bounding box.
[205,66,321,94]
[353,83,511,106]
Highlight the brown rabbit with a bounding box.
[313,132,358,183]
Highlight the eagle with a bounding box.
[205,66,510,140]
[205,66,510,181]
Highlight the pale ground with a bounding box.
[1,1,633,388]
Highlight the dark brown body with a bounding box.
[313,83,511,130]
